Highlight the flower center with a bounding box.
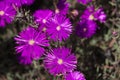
[28,40,35,45]
[56,26,61,31]
[89,14,94,20]
[57,59,63,65]
[55,9,60,14]
[0,10,5,16]
[83,28,87,32]
[42,19,47,23]
[42,27,47,32]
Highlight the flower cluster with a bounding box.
[76,6,106,38]
[81,6,106,23]
[12,0,107,79]
[33,5,72,41]
[13,0,73,65]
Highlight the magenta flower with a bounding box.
[33,9,53,25]
[47,14,72,41]
[77,0,92,5]
[81,6,106,23]
[6,0,34,7]
[65,71,86,80]
[81,6,95,21]
[94,8,106,23]
[15,27,49,64]
[44,47,77,75]
[55,0,69,15]
[0,1,16,27]
[76,20,97,38]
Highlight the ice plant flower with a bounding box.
[65,71,86,80]
[77,0,92,5]
[55,0,69,15]
[15,27,49,64]
[33,9,53,25]
[44,47,77,75]
[76,20,97,38]
[47,14,72,41]
[0,1,16,27]
[94,8,106,23]
[5,0,34,7]
[81,6,96,21]
[81,6,106,23]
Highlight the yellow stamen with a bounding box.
[55,9,59,14]
[57,59,63,65]
[0,11,4,16]
[42,27,47,32]
[28,40,35,45]
[89,14,94,20]
[83,28,87,32]
[56,26,61,31]
[42,19,47,23]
